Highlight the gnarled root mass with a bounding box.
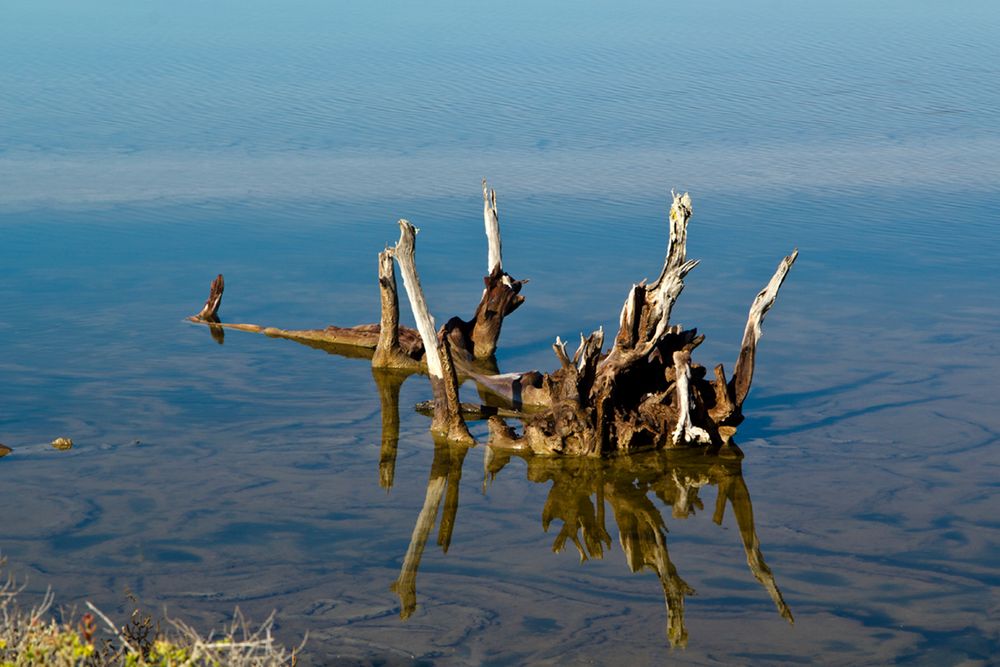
[485,192,797,456]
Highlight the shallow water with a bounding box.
[2,1,999,665]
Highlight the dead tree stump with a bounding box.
[187,184,796,455]
[483,192,797,456]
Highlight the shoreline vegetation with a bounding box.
[0,556,300,667]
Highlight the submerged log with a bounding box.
[188,180,523,369]
[483,178,502,274]
[186,269,424,362]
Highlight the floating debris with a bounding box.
[51,437,74,451]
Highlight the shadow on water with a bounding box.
[369,370,794,649]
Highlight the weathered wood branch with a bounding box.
[460,368,549,410]
[374,249,400,360]
[708,363,737,424]
[372,248,424,370]
[467,267,525,359]
[195,274,224,321]
[444,181,526,360]
[483,177,502,273]
[393,220,443,379]
[607,191,699,365]
[730,249,799,408]
[393,220,473,444]
[671,349,711,446]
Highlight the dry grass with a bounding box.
[1,555,302,666]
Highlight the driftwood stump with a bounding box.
[182,183,799,649]
[481,192,796,456]
[188,185,796,455]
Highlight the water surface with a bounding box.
[1,1,998,665]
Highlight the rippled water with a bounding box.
[2,1,999,665]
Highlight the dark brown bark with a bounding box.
[372,248,425,370]
[195,274,224,321]
[441,266,526,361]
[429,331,474,444]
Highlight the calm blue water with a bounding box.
[1,1,998,665]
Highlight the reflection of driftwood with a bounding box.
[391,474,445,620]
[394,440,792,646]
[188,184,795,454]
[513,449,791,646]
[373,368,406,490]
[390,437,470,619]
[606,475,694,647]
[715,469,793,623]
[538,458,612,561]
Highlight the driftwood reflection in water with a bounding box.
[390,436,470,619]
[197,313,792,645]
[198,329,412,489]
[394,441,793,647]
[373,368,406,490]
